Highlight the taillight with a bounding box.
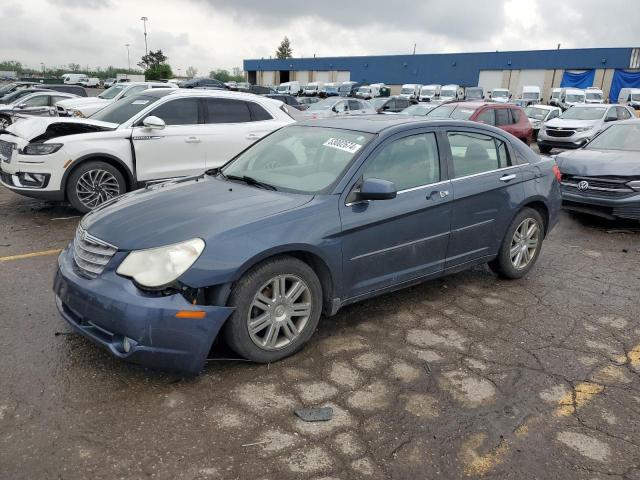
[552,164,562,182]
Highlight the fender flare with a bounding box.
[61,153,135,195]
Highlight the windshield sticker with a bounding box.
[131,100,150,105]
[323,138,362,154]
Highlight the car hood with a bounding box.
[82,176,314,251]
[5,117,118,141]
[545,118,599,129]
[556,149,640,177]
[56,97,110,109]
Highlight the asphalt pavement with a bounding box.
[1,175,640,479]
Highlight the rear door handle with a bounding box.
[185,136,200,143]
[500,174,516,182]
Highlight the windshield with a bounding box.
[566,94,585,103]
[357,87,371,93]
[551,91,561,99]
[305,85,317,90]
[493,90,508,98]
[0,83,17,95]
[99,85,126,100]
[426,104,457,118]
[400,105,433,116]
[401,87,414,94]
[277,85,289,92]
[307,99,337,111]
[560,106,606,121]
[339,84,353,93]
[420,88,435,96]
[466,88,482,98]
[90,94,161,124]
[325,86,338,93]
[221,126,373,194]
[524,107,549,121]
[440,89,456,98]
[587,124,640,151]
[523,92,539,100]
[585,92,603,101]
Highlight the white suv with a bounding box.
[0,89,294,212]
[56,81,176,118]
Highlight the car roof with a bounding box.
[447,101,506,109]
[295,115,502,134]
[526,104,558,111]
[569,103,610,108]
[142,88,284,106]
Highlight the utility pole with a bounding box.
[141,17,149,57]
[413,43,416,55]
[125,44,131,71]
[40,62,45,76]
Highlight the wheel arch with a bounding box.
[233,246,337,316]
[518,198,550,236]
[61,154,134,199]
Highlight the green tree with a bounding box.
[185,66,198,79]
[0,60,23,72]
[145,63,173,80]
[67,63,81,72]
[139,50,168,69]
[209,69,231,82]
[275,37,293,59]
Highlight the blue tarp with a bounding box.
[609,69,640,103]
[560,70,595,89]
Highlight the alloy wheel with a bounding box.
[75,169,120,209]
[247,274,312,351]
[0,117,10,129]
[510,218,540,270]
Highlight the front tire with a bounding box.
[489,207,544,279]
[223,256,323,363]
[66,161,126,213]
[0,115,11,129]
[538,144,552,154]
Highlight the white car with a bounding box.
[523,104,561,139]
[0,89,294,212]
[296,98,376,120]
[56,81,175,118]
[81,77,101,88]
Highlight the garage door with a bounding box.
[260,71,275,86]
[478,70,504,91]
[513,70,546,97]
[335,71,350,83]
[314,71,330,83]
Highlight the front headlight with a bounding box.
[575,126,593,132]
[21,143,63,155]
[116,238,205,288]
[71,110,84,118]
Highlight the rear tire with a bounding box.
[66,161,126,213]
[223,256,323,363]
[538,144,552,154]
[488,207,544,279]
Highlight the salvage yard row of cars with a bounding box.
[1,79,639,375]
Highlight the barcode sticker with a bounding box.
[323,138,362,154]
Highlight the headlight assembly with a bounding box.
[116,238,205,288]
[72,110,85,118]
[575,126,593,132]
[21,143,63,155]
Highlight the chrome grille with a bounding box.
[73,225,117,278]
[545,128,575,138]
[0,140,14,164]
[561,175,636,199]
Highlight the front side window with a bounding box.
[206,98,251,123]
[363,133,440,191]
[23,95,49,107]
[348,100,362,111]
[334,101,348,113]
[510,109,522,123]
[447,131,510,178]
[221,126,373,193]
[475,108,495,125]
[616,107,632,120]
[98,85,126,99]
[148,98,199,125]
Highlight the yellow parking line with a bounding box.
[0,249,62,262]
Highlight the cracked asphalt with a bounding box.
[1,180,639,480]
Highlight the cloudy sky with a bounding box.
[0,0,635,74]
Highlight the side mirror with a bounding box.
[359,178,397,201]
[16,103,26,109]
[143,116,166,129]
[604,115,617,122]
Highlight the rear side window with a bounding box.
[363,132,440,191]
[149,98,199,125]
[23,95,49,107]
[475,108,495,125]
[247,102,273,121]
[348,100,361,111]
[510,109,522,122]
[495,108,513,126]
[206,98,251,123]
[616,107,632,120]
[447,131,510,178]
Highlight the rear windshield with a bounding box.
[566,94,585,103]
[492,90,508,98]
[524,107,549,120]
[585,92,603,101]
[98,85,126,100]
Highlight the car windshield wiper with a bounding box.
[225,174,278,191]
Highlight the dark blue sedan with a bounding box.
[53,117,562,374]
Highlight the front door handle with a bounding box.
[428,190,449,200]
[500,174,516,182]
[185,136,201,144]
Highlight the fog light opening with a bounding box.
[122,336,132,353]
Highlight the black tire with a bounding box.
[223,256,323,363]
[0,115,12,130]
[488,207,545,279]
[538,144,552,154]
[66,160,127,213]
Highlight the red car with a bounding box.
[427,102,533,144]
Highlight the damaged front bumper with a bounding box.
[53,245,235,375]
